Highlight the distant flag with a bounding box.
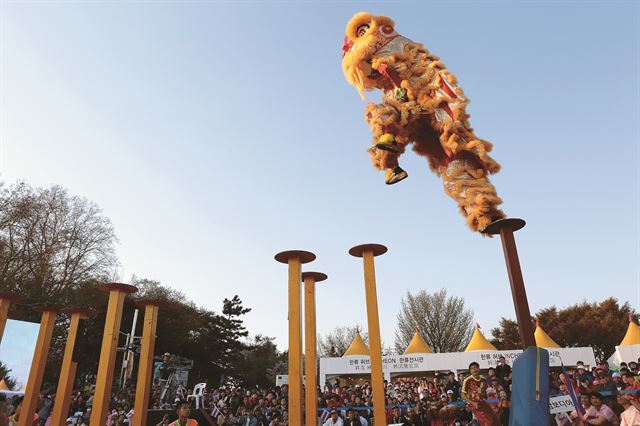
[211,406,221,419]
[560,359,584,417]
[476,323,481,330]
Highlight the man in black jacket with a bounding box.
[495,356,512,385]
[344,409,363,426]
[388,406,409,425]
[445,372,460,399]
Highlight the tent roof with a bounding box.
[343,332,369,356]
[534,323,561,348]
[465,325,497,352]
[620,319,640,346]
[0,379,8,390]
[404,331,433,354]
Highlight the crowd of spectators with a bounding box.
[4,357,640,425]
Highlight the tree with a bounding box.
[318,326,368,357]
[395,289,473,353]
[235,335,287,388]
[490,298,638,361]
[0,360,17,390]
[0,182,117,308]
[490,318,520,350]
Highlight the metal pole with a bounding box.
[350,244,388,426]
[121,308,139,389]
[275,250,316,426]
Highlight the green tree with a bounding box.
[235,335,286,388]
[490,298,637,361]
[0,361,17,390]
[490,318,520,350]
[395,289,473,353]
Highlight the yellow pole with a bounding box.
[90,283,137,426]
[302,272,327,426]
[0,292,22,344]
[18,308,58,426]
[50,309,93,426]
[132,301,160,426]
[350,244,388,426]
[275,250,315,426]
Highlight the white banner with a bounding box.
[549,395,575,414]
[319,347,596,386]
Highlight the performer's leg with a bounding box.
[442,155,506,232]
[365,103,408,185]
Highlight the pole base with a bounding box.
[481,217,526,235]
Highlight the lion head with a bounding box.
[342,12,398,99]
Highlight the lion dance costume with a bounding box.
[342,13,506,232]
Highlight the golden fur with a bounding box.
[343,13,506,232]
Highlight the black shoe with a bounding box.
[385,167,408,185]
[375,142,401,153]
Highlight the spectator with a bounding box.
[445,372,460,399]
[217,406,235,425]
[595,375,618,394]
[344,409,363,426]
[617,392,639,426]
[253,407,268,426]
[495,356,512,385]
[323,409,344,426]
[0,394,8,426]
[235,406,257,426]
[388,406,408,424]
[169,400,198,426]
[156,414,171,426]
[586,392,618,425]
[461,362,499,425]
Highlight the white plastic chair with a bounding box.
[187,383,207,409]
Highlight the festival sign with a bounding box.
[319,347,596,385]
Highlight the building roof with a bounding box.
[343,332,369,356]
[404,331,433,354]
[534,322,561,348]
[620,318,640,346]
[465,325,497,352]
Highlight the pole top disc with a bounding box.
[301,272,328,282]
[274,250,316,264]
[349,243,388,258]
[99,283,139,294]
[481,218,526,235]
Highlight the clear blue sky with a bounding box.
[1,2,638,351]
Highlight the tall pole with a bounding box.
[0,292,23,344]
[275,250,316,426]
[50,309,94,426]
[90,283,138,426]
[132,300,162,426]
[18,307,59,426]
[302,272,327,426]
[350,244,388,426]
[482,218,536,348]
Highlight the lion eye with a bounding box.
[357,24,370,37]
